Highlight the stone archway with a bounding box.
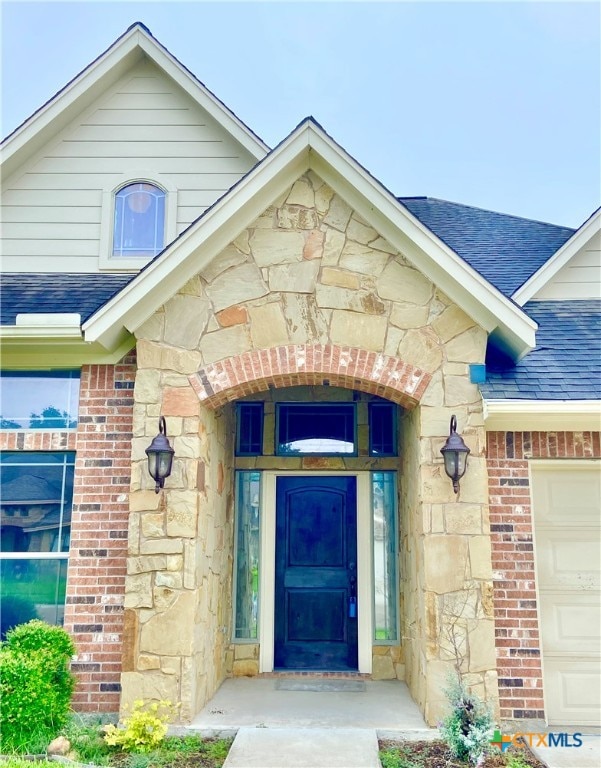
[188,343,431,409]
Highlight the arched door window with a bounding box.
[113,182,165,257]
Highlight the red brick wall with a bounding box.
[63,354,136,712]
[487,430,601,720]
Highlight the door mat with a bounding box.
[275,679,366,692]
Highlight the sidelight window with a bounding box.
[372,471,398,642]
[233,471,261,640]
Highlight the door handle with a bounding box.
[349,562,357,618]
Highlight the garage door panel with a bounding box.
[533,468,600,525]
[535,530,600,589]
[543,659,601,726]
[532,462,601,726]
[539,591,601,654]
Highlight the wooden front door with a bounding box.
[274,476,358,670]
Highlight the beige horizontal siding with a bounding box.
[534,232,601,300]
[1,206,100,224]
[32,157,249,175]
[1,61,256,273]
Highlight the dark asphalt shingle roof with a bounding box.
[0,273,133,325]
[398,197,575,297]
[481,300,601,400]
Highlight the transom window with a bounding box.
[0,371,80,430]
[236,397,398,457]
[277,403,356,455]
[113,182,165,258]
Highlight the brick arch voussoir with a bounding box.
[189,344,431,410]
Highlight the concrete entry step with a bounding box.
[223,727,380,768]
[188,677,432,733]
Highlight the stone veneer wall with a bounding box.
[401,405,498,724]
[122,356,234,721]
[487,430,601,721]
[123,171,498,724]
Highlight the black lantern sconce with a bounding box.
[145,416,175,493]
[440,415,470,493]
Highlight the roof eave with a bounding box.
[484,399,601,432]
[0,328,135,368]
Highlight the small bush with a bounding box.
[0,620,76,754]
[103,700,178,754]
[4,618,75,657]
[439,675,494,766]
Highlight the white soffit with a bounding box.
[484,400,601,432]
[83,119,536,358]
[0,24,268,179]
[512,208,601,305]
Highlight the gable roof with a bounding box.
[511,208,601,304]
[0,22,268,180]
[482,300,601,401]
[79,118,536,360]
[398,197,575,299]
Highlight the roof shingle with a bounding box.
[0,273,133,325]
[398,197,575,297]
[481,300,601,400]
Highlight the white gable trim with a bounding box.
[83,119,536,359]
[1,23,268,180]
[512,208,601,305]
[484,399,601,432]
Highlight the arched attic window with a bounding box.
[113,182,166,258]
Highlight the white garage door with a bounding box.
[532,461,601,726]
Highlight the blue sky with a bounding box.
[2,1,599,228]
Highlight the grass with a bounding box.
[0,715,232,768]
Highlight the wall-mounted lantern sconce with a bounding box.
[440,415,470,493]
[145,416,175,493]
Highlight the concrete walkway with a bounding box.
[185,677,601,768]
[185,676,436,768]
[223,727,380,768]
[528,731,601,768]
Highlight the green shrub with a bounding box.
[4,618,75,657]
[103,700,177,754]
[439,675,494,766]
[0,620,76,754]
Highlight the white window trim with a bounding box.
[258,471,373,674]
[99,169,178,272]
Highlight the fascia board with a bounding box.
[512,208,601,305]
[83,127,311,348]
[1,326,82,340]
[305,131,536,356]
[0,335,135,369]
[484,399,601,432]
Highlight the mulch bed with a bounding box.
[378,739,548,767]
